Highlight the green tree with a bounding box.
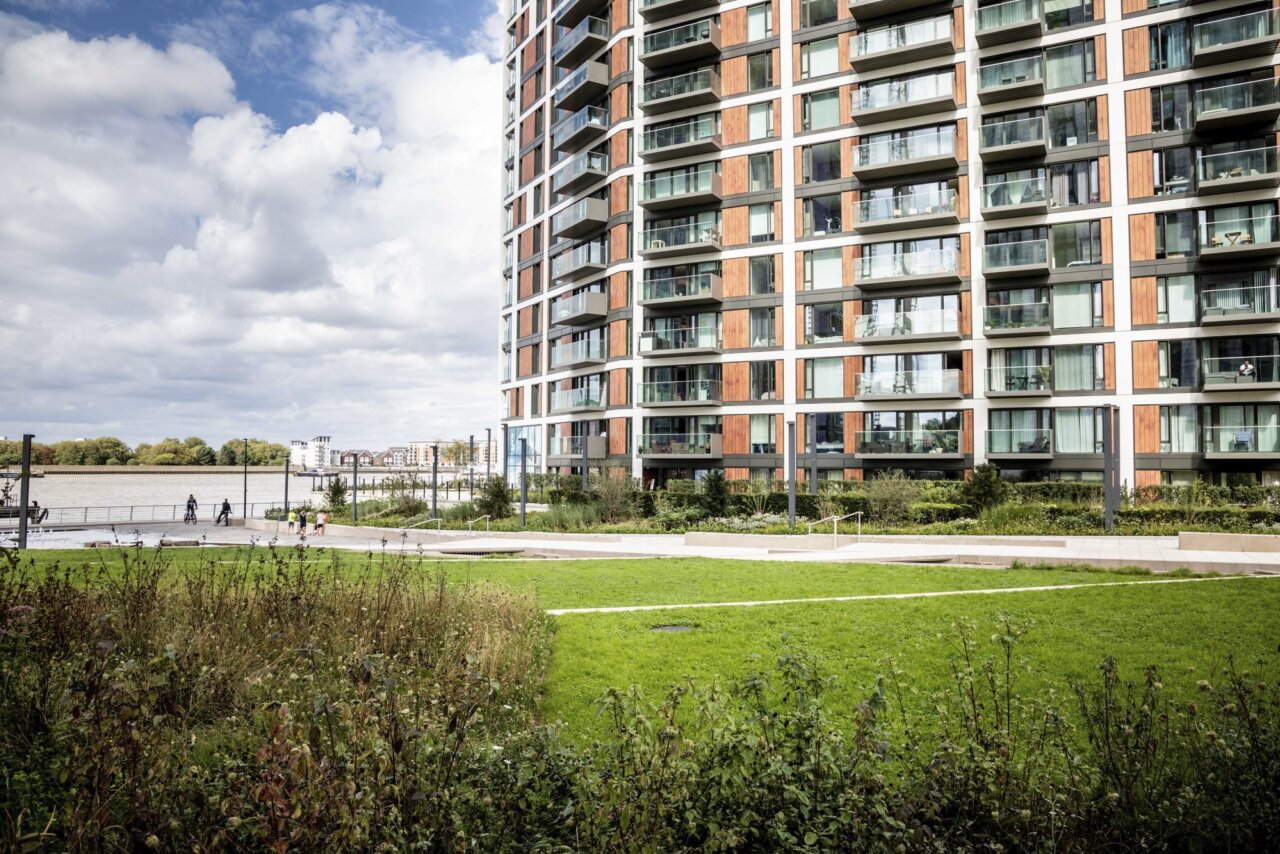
[475,476,512,519]
[88,437,132,465]
[217,442,239,466]
[51,441,86,465]
[191,444,217,466]
[701,469,728,517]
[135,438,194,465]
[962,463,1011,513]
[444,440,471,466]
[325,478,349,514]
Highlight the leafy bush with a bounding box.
[701,469,728,516]
[655,505,707,530]
[864,471,923,523]
[962,462,1010,512]
[910,501,969,523]
[541,502,600,531]
[1013,481,1104,504]
[592,471,638,523]
[475,475,513,519]
[441,500,479,521]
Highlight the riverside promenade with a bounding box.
[10,518,1280,576]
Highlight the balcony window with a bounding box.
[643,163,719,202]
[809,413,844,454]
[859,182,955,222]
[750,307,776,346]
[858,16,950,56]
[862,352,963,396]
[750,361,777,399]
[983,168,1045,208]
[1152,83,1192,132]
[645,211,721,248]
[989,409,1051,454]
[803,247,844,290]
[1152,146,1193,195]
[863,410,962,455]
[859,125,955,166]
[805,302,845,344]
[986,226,1047,266]
[1157,275,1196,324]
[1055,408,1102,453]
[859,294,959,338]
[643,364,721,404]
[802,140,842,183]
[861,237,959,279]
[1161,405,1199,453]
[747,2,772,40]
[799,0,838,28]
[805,357,844,398]
[1200,270,1276,319]
[1199,202,1278,249]
[801,89,841,131]
[1053,281,1102,329]
[749,204,775,242]
[750,413,776,454]
[1051,220,1101,267]
[1046,0,1093,29]
[857,70,953,111]
[803,194,842,236]
[1202,404,1280,455]
[1156,211,1196,259]
[1149,19,1191,71]
[1046,98,1098,146]
[1203,336,1280,385]
[750,255,775,294]
[979,51,1043,90]
[990,347,1052,392]
[748,52,772,90]
[978,0,1039,31]
[1055,344,1105,390]
[1158,340,1199,388]
[748,102,773,139]
[749,152,774,190]
[1049,159,1100,207]
[643,113,720,152]
[643,67,718,103]
[980,114,1044,149]
[800,37,839,79]
[643,261,720,301]
[641,313,721,352]
[987,287,1050,330]
[1045,40,1095,89]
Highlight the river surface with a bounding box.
[15,471,425,510]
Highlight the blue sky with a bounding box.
[3,0,494,126]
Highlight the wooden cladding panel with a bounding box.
[1132,276,1158,325]
[518,306,535,337]
[1101,217,1112,265]
[1125,88,1151,138]
[1094,35,1107,82]
[723,156,749,195]
[723,309,749,349]
[1134,469,1161,488]
[962,411,974,455]
[725,467,749,481]
[1128,150,1154,199]
[610,39,629,77]
[723,105,748,145]
[723,415,749,455]
[842,300,858,342]
[1099,155,1111,204]
[609,131,630,169]
[518,266,536,300]
[1133,406,1161,454]
[722,56,747,96]
[721,7,746,44]
[775,306,784,348]
[518,227,536,261]
[1103,342,1116,390]
[953,7,965,47]
[956,180,970,220]
[958,241,971,277]
[609,223,629,262]
[608,369,628,406]
[723,205,749,246]
[955,118,967,162]
[1129,213,1156,262]
[608,320,629,358]
[1133,341,1161,389]
[610,0,628,34]
[724,362,749,401]
[795,359,806,400]
[954,61,966,105]
[839,84,853,125]
[962,350,973,396]
[843,356,856,398]
[1097,94,1109,141]
[960,292,972,336]
[609,272,629,310]
[1122,0,1148,12]
[1123,27,1149,76]
[1103,279,1115,328]
[609,176,628,216]
[609,84,630,121]
[608,417,628,456]
[774,359,784,399]
[517,345,535,378]
[723,257,749,297]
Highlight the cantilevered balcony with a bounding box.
[984,239,1050,277]
[852,129,958,179]
[552,197,609,240]
[986,429,1053,459]
[978,116,1046,161]
[550,290,609,327]
[641,115,721,162]
[549,387,607,414]
[1192,10,1280,67]
[552,240,608,284]
[982,175,1048,218]
[553,16,609,69]
[547,435,607,464]
[852,72,956,125]
[1203,426,1280,459]
[549,337,608,370]
[977,54,1045,105]
[642,19,720,69]
[855,247,960,289]
[853,188,958,234]
[640,222,722,257]
[637,432,722,458]
[1199,214,1280,260]
[640,272,723,306]
[552,150,609,197]
[976,0,1044,48]
[641,68,721,114]
[1196,146,1280,195]
[555,0,608,30]
[639,325,722,357]
[552,105,608,153]
[984,302,1051,336]
[851,16,953,73]
[986,365,1053,397]
[1200,285,1280,324]
[639,378,723,407]
[553,61,609,112]
[853,309,961,344]
[1194,79,1280,131]
[848,0,921,22]
[639,0,718,22]
[855,369,964,401]
[1202,355,1280,391]
[854,429,963,458]
[640,166,722,211]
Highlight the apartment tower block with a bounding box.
[500,0,1280,488]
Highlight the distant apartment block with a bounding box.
[289,436,332,470]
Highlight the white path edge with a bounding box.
[546,574,1280,616]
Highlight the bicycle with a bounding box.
[184,507,198,525]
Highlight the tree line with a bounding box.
[0,436,289,467]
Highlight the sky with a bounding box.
[0,0,506,449]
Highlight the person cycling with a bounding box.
[184,494,199,524]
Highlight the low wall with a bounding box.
[1178,531,1280,553]
[243,518,623,546]
[683,532,1066,551]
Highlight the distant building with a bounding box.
[290,436,332,470]
[338,449,375,467]
[374,447,410,467]
[408,438,499,468]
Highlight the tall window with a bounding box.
[750,307,776,346]
[1048,159,1100,207]
[799,38,839,79]
[803,247,843,290]
[750,255,775,294]
[750,414,776,453]
[1054,344,1105,390]
[748,52,773,91]
[810,413,844,453]
[804,302,845,344]
[1155,211,1196,258]
[749,204,775,242]
[799,0,838,28]
[1046,98,1098,147]
[1156,275,1195,323]
[1052,282,1102,329]
[748,102,774,139]
[1054,408,1102,453]
[1150,83,1191,133]
[749,152,774,190]
[801,89,840,131]
[750,361,776,399]
[1149,20,1190,70]
[805,357,844,398]
[802,140,842,183]
[803,194,843,235]
[1045,39,1095,89]
[746,2,772,40]
[1159,405,1198,452]
[1050,220,1101,267]
[1152,146,1193,195]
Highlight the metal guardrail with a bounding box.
[808,511,864,547]
[467,515,492,532]
[0,503,280,529]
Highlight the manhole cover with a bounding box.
[651,624,693,633]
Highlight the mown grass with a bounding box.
[543,577,1280,736]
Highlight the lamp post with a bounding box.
[485,427,492,482]
[431,443,439,518]
[242,438,248,519]
[283,455,290,514]
[16,434,33,550]
[519,437,528,528]
[786,420,797,528]
[352,455,359,522]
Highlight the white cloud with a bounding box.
[0,4,503,447]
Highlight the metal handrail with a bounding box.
[807,511,863,547]
[467,515,492,532]
[403,518,444,531]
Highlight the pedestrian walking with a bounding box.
[216,499,231,526]
[315,510,326,536]
[286,509,297,533]
[298,509,308,538]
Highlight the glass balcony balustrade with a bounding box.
[986,429,1053,455]
[984,302,1051,331]
[987,364,1053,394]
[853,429,962,455]
[640,378,723,404]
[853,309,959,340]
[855,369,962,397]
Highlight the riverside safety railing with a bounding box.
[0,503,282,528]
[808,511,863,548]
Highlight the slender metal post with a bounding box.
[581,434,589,493]
[242,438,248,518]
[352,456,359,522]
[809,417,818,495]
[786,420,797,527]
[486,427,492,482]
[431,443,439,518]
[519,437,528,528]
[1102,404,1116,532]
[502,424,510,486]
[283,457,290,513]
[17,434,33,550]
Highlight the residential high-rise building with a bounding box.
[500,0,1280,489]
[290,436,333,470]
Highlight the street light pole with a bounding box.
[485,427,492,482]
[519,437,528,528]
[242,438,248,519]
[352,455,359,522]
[431,443,439,518]
[16,434,33,550]
[283,455,290,514]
